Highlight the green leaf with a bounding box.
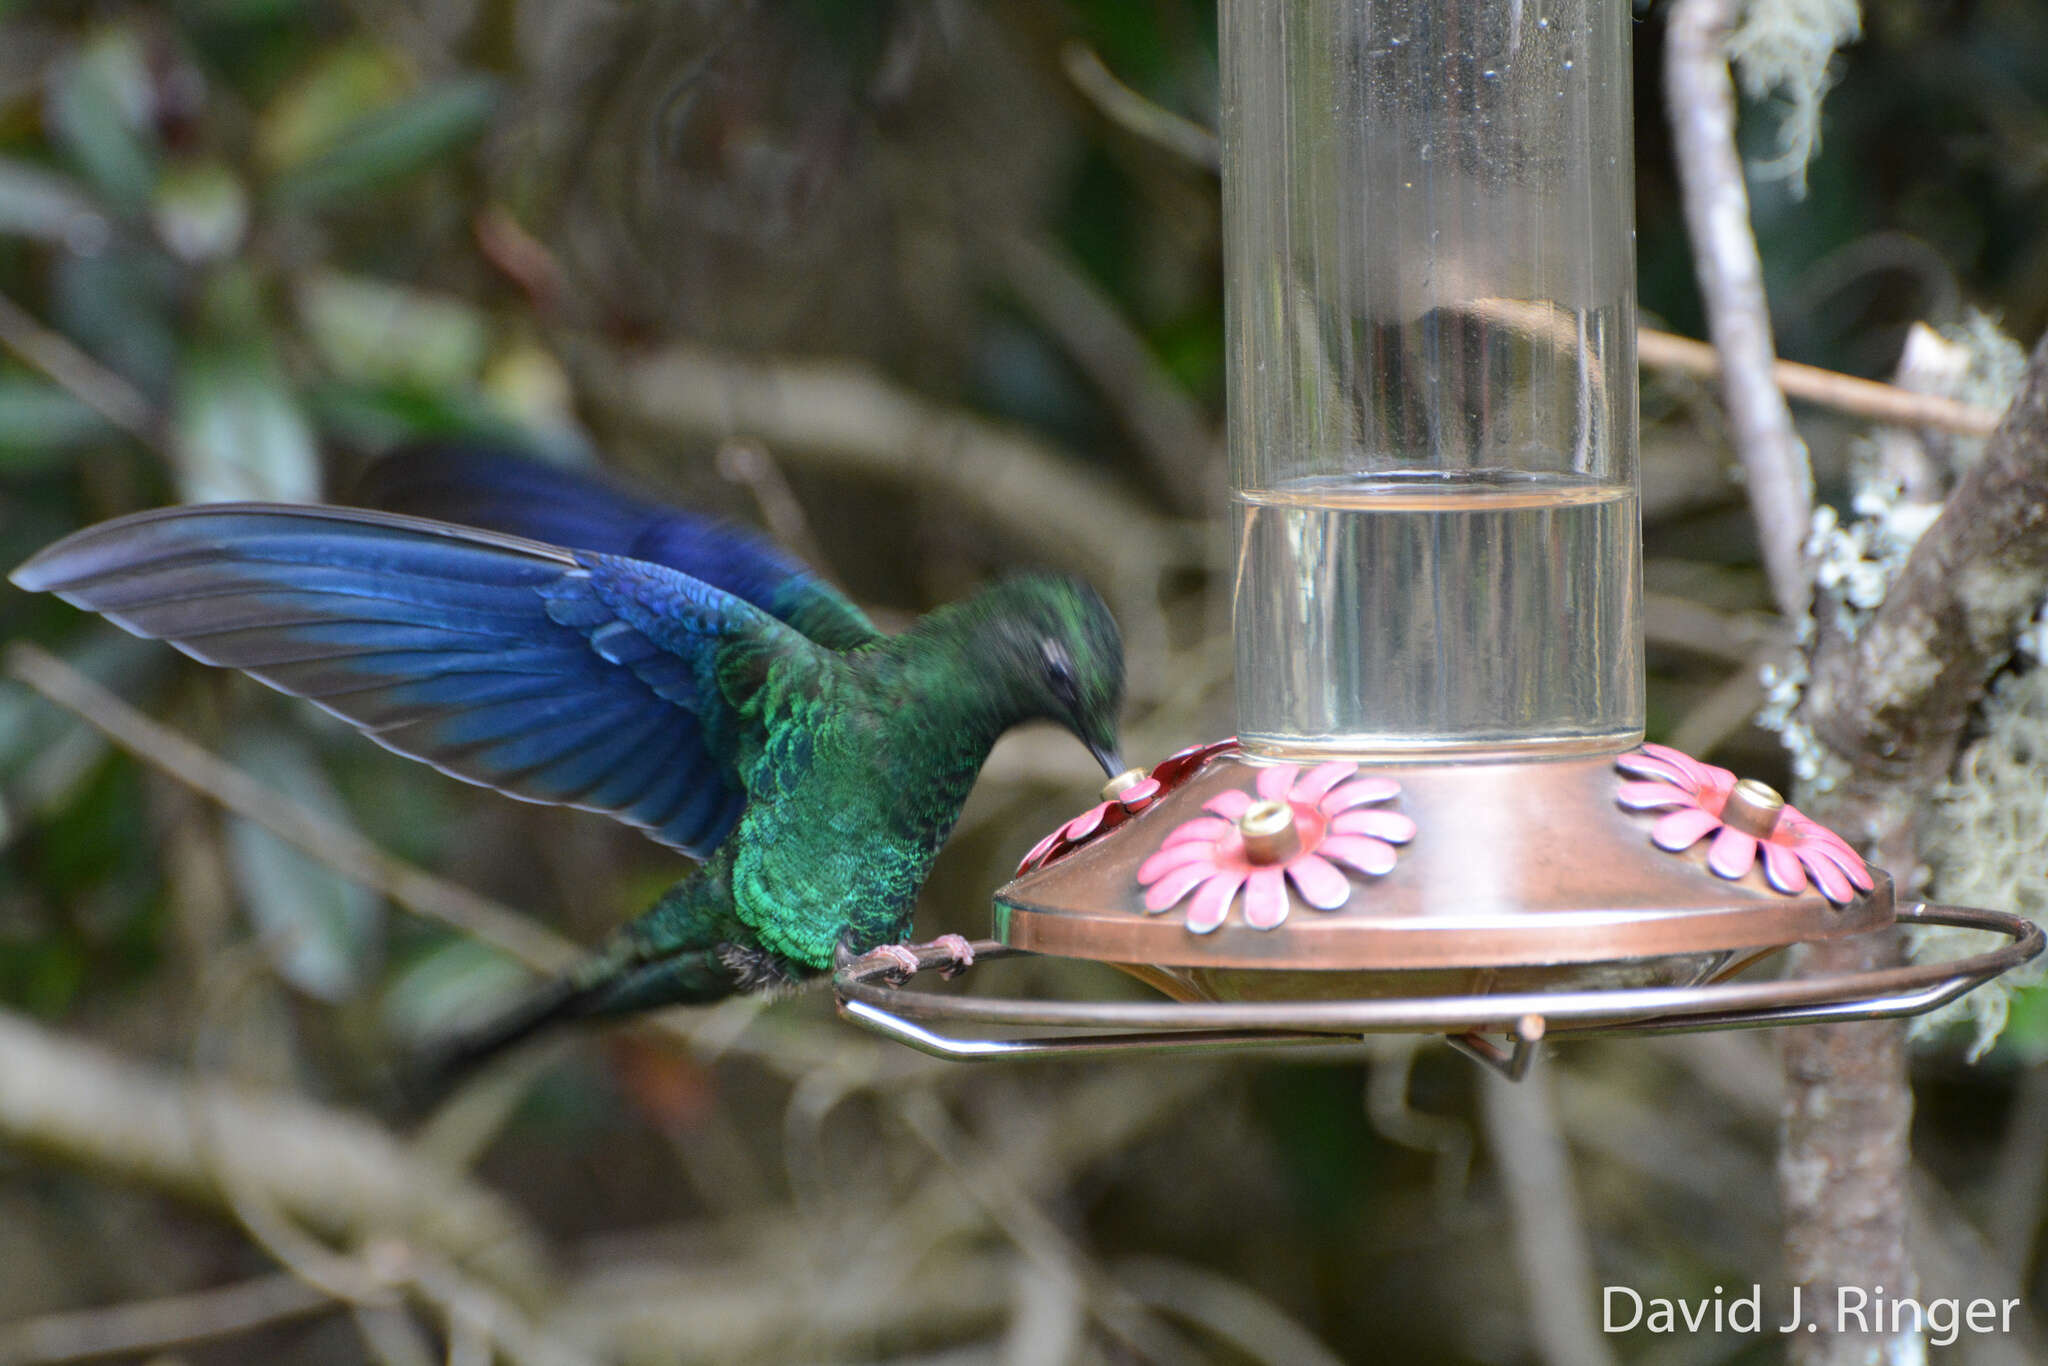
[0,377,116,467]
[22,747,152,914]
[256,41,409,172]
[51,249,182,398]
[0,157,112,253]
[308,380,579,459]
[181,0,312,28]
[151,160,249,264]
[0,635,162,778]
[47,28,160,214]
[296,272,489,391]
[481,342,588,443]
[1994,982,2048,1065]
[0,939,89,1017]
[225,727,383,1002]
[268,76,499,209]
[171,343,322,503]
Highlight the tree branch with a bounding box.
[1775,937,1916,1366]
[1802,333,2048,826]
[0,1273,331,1366]
[989,230,1221,516]
[592,342,1197,590]
[1636,329,2001,439]
[1058,44,1219,172]
[5,642,578,976]
[0,1008,549,1298]
[1659,3,2014,1361]
[0,290,161,454]
[891,1091,1198,1364]
[1665,0,1815,621]
[1480,1070,1616,1366]
[1774,334,2048,1365]
[560,1063,1221,1364]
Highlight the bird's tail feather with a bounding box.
[412,973,607,1098]
[411,948,744,1099]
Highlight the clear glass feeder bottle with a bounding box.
[1224,0,1643,758]
[971,0,1965,1037]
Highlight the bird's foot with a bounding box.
[848,942,923,984]
[925,933,976,980]
[836,935,977,985]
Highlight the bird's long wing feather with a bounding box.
[11,504,818,856]
[353,446,880,650]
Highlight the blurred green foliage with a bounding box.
[0,1,2045,1362]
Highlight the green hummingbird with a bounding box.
[12,448,1125,1077]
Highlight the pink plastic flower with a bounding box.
[1146,738,1238,790]
[1135,760,1416,933]
[1015,739,1239,875]
[1616,743,1874,906]
[1017,777,1158,873]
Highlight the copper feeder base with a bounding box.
[832,748,2043,1077]
[1003,750,1882,995]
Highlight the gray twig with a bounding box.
[1058,44,1219,172]
[0,1273,331,1366]
[987,232,1212,516]
[0,1008,549,1296]
[715,437,836,577]
[1479,1069,1616,1366]
[351,1305,439,1366]
[0,290,162,453]
[1638,329,2000,439]
[892,1090,1201,1365]
[597,342,1196,591]
[1667,648,1778,759]
[1643,592,1783,666]
[5,642,577,975]
[1665,0,1814,621]
[1112,1256,1347,1366]
[991,231,1221,515]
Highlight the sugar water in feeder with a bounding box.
[1226,0,1642,758]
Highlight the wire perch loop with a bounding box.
[833,904,2043,1080]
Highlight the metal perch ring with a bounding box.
[834,903,2042,1079]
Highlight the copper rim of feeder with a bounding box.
[995,750,1890,972]
[832,903,2044,1063]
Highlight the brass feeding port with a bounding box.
[1237,801,1301,865]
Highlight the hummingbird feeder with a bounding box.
[835,0,2039,1075]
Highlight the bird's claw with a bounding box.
[841,936,975,985]
[843,942,978,983]
[851,942,923,984]
[927,933,977,980]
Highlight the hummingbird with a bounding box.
[12,447,1126,1078]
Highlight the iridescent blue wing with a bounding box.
[10,504,820,857]
[354,446,880,651]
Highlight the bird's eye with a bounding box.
[1041,639,1079,706]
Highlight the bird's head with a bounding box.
[962,574,1126,777]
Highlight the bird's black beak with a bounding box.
[1088,740,1123,778]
